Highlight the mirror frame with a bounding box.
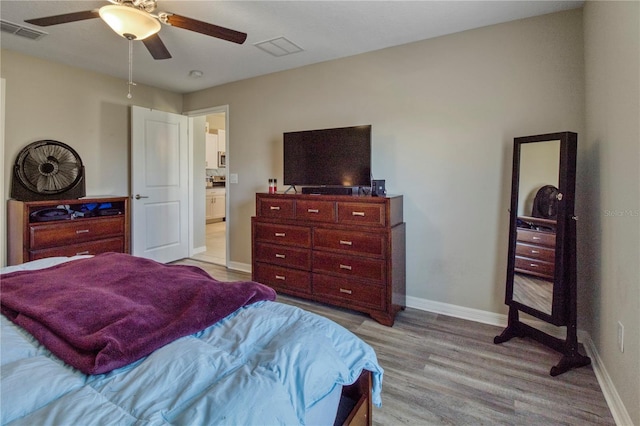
[505,131,577,326]
[497,131,589,376]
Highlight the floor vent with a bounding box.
[1,19,47,40]
[254,36,303,57]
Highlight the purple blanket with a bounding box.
[1,253,276,375]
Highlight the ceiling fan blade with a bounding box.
[142,34,172,60]
[164,14,247,44]
[25,10,100,27]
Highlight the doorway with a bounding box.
[187,106,228,267]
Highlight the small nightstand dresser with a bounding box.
[7,196,130,266]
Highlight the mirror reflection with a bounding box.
[513,140,560,315]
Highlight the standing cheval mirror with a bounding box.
[495,131,591,376]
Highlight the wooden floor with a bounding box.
[190,221,226,265]
[513,273,553,315]
[174,259,615,425]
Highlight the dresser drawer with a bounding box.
[257,197,295,219]
[314,228,385,258]
[515,256,555,279]
[255,242,311,270]
[253,222,311,248]
[254,263,311,294]
[295,200,336,222]
[517,229,556,247]
[30,237,124,260]
[516,242,555,263]
[313,252,385,283]
[29,217,125,250]
[337,202,385,227]
[313,274,385,310]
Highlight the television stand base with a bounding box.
[301,187,353,195]
[284,185,297,194]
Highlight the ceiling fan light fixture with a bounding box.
[99,5,160,40]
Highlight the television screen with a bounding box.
[283,125,371,187]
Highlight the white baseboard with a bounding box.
[227,261,251,274]
[407,295,580,340]
[189,253,250,274]
[406,295,507,327]
[406,295,631,425]
[581,335,633,426]
[192,246,206,255]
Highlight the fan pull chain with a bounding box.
[127,37,137,99]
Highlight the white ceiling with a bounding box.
[1,0,583,94]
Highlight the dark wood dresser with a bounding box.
[7,196,130,266]
[515,216,556,280]
[251,192,406,326]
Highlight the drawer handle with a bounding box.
[275,232,286,237]
[270,206,280,210]
[531,250,540,254]
[530,263,539,267]
[339,240,353,246]
[76,229,90,234]
[532,236,541,240]
[75,251,90,255]
[339,288,353,295]
[339,264,352,271]
[275,254,286,259]
[307,209,319,213]
[275,275,286,280]
[351,211,365,216]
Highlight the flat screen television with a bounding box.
[283,125,371,190]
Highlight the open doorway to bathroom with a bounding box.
[191,111,227,265]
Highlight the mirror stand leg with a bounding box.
[494,306,525,344]
[494,307,592,375]
[550,322,591,376]
[550,353,591,376]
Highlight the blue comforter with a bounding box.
[1,258,383,425]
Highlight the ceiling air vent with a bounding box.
[1,19,47,40]
[254,36,303,57]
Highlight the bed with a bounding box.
[0,253,383,425]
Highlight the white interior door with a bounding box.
[131,106,189,263]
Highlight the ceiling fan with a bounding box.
[24,0,247,60]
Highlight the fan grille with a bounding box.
[16,141,83,195]
[532,185,559,219]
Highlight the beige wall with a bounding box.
[583,1,639,424]
[184,10,585,315]
[1,50,183,200]
[206,113,226,131]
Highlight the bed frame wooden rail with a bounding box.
[337,370,373,426]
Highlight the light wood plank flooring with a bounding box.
[513,273,554,315]
[191,222,226,265]
[174,259,615,425]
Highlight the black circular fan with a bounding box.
[531,185,559,219]
[12,140,86,201]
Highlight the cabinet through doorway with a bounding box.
[193,111,227,266]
